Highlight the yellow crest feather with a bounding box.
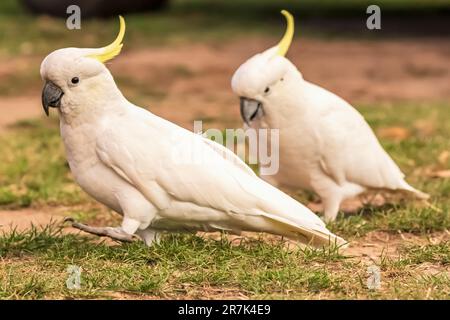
[88,16,125,63]
[277,10,294,57]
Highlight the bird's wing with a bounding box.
[201,135,257,177]
[95,109,344,247]
[316,98,408,190]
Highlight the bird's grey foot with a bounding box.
[64,218,139,243]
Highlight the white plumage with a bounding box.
[231,11,429,222]
[39,19,344,247]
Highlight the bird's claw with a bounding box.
[63,217,139,243]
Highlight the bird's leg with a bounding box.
[322,195,343,223]
[64,218,140,243]
[136,228,161,246]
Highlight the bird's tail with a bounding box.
[244,177,347,248]
[396,181,443,212]
[259,212,347,248]
[399,181,430,200]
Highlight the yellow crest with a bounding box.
[88,16,126,63]
[276,10,294,57]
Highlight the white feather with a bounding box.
[93,104,345,247]
[40,47,345,247]
[231,51,429,222]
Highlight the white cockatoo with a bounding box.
[40,17,344,247]
[231,11,429,222]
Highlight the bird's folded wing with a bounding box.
[95,118,343,246]
[201,136,257,177]
[95,121,279,216]
[318,109,406,190]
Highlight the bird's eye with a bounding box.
[71,77,79,84]
[264,87,270,94]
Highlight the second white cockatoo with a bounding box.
[40,17,344,247]
[231,10,429,222]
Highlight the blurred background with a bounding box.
[0,0,449,227]
[0,0,449,300]
[0,0,449,127]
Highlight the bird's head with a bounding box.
[40,16,126,118]
[231,10,302,126]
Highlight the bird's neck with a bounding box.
[263,74,308,128]
[60,89,128,127]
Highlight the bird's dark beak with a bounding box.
[42,81,63,116]
[240,97,264,125]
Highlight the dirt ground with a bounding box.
[0,36,449,264]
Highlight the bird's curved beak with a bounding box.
[42,81,63,116]
[240,97,264,125]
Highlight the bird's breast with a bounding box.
[262,126,320,191]
[60,123,123,212]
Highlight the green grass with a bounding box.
[0,119,87,208]
[330,204,450,238]
[401,242,450,265]
[0,226,346,299]
[1,226,449,299]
